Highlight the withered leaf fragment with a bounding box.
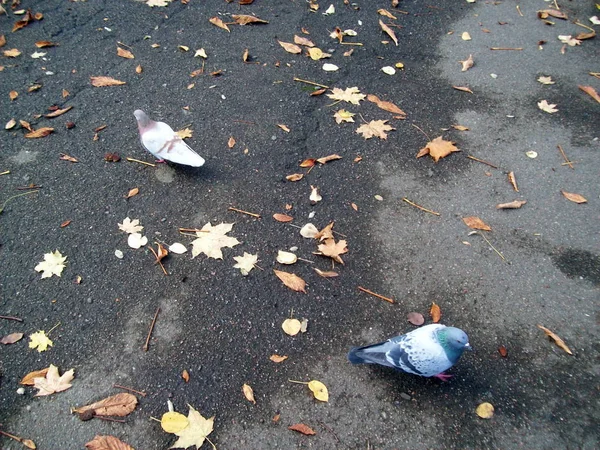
[117,47,134,59]
[232,14,268,25]
[21,368,50,385]
[104,152,120,162]
[85,435,134,450]
[314,268,339,278]
[25,127,54,138]
[74,393,138,417]
[316,154,342,164]
[286,173,304,181]
[366,94,406,117]
[274,270,306,293]
[498,346,508,357]
[3,48,21,57]
[315,239,348,264]
[537,324,573,355]
[0,35,6,48]
[273,213,293,223]
[278,40,302,54]
[289,423,316,436]
[462,216,491,231]
[379,20,398,45]
[453,86,474,94]
[430,302,441,323]
[90,76,126,87]
[35,40,57,48]
[538,9,568,20]
[561,191,587,204]
[270,354,288,363]
[508,171,519,192]
[125,188,139,199]
[242,383,256,404]
[1,332,24,344]
[578,85,600,103]
[459,54,474,72]
[45,106,72,118]
[59,153,79,163]
[416,136,460,162]
[294,35,315,47]
[12,9,34,32]
[209,16,230,32]
[496,200,526,209]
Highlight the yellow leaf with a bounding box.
[356,120,395,140]
[191,222,240,259]
[176,128,193,139]
[28,331,53,352]
[242,383,256,404]
[462,32,472,40]
[476,402,494,419]
[35,250,67,278]
[416,136,460,162]
[333,109,355,124]
[308,380,329,402]
[161,411,190,433]
[282,318,302,336]
[232,252,258,276]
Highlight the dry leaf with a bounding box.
[35,250,67,278]
[3,48,22,57]
[314,268,339,278]
[209,16,230,32]
[463,216,491,231]
[45,106,73,118]
[430,302,441,323]
[289,423,316,436]
[242,383,256,404]
[538,9,568,20]
[508,171,519,192]
[366,94,406,117]
[182,369,190,382]
[327,87,365,104]
[316,154,342,164]
[90,76,126,87]
[315,222,335,241]
[35,40,57,48]
[34,364,74,396]
[379,20,398,45]
[334,109,355,124]
[117,47,134,59]
[351,202,358,211]
[315,238,348,264]
[85,435,134,450]
[294,35,315,47]
[0,35,6,48]
[378,8,397,19]
[273,213,293,223]
[59,153,79,163]
[476,402,494,419]
[416,136,460,162]
[558,35,581,46]
[453,85,474,94]
[191,222,240,259]
[575,31,596,40]
[561,191,587,204]
[25,127,54,138]
[537,99,558,113]
[322,63,339,72]
[496,200,526,209]
[136,65,143,74]
[356,119,395,140]
[578,85,600,103]
[498,346,508,357]
[300,223,319,238]
[310,185,322,203]
[407,312,425,326]
[176,128,193,139]
[232,252,258,276]
[270,354,288,363]
[1,332,23,344]
[126,188,139,199]
[282,318,302,335]
[20,119,33,131]
[459,54,474,71]
[537,76,555,85]
[300,158,316,168]
[278,40,302,54]
[232,14,268,25]
[462,32,472,41]
[228,136,236,148]
[169,405,214,450]
[277,250,297,265]
[286,173,304,181]
[308,380,328,402]
[452,125,469,131]
[274,270,306,293]
[277,124,290,132]
[118,217,143,234]
[537,324,573,354]
[5,118,16,129]
[74,393,138,417]
[21,368,50,385]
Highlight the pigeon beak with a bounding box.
[465,343,473,351]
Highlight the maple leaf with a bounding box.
[538,99,558,113]
[169,405,214,449]
[35,250,67,278]
[85,435,134,450]
[537,76,555,85]
[233,252,258,276]
[176,128,193,139]
[33,364,74,396]
[334,109,355,124]
[416,136,460,162]
[29,330,53,352]
[191,222,240,259]
[316,238,348,264]
[558,35,581,46]
[356,120,395,140]
[118,217,143,234]
[326,87,366,105]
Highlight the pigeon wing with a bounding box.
[391,328,453,377]
[142,121,205,167]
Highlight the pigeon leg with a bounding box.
[433,373,453,382]
[155,158,167,164]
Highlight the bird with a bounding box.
[348,324,471,381]
[133,109,205,167]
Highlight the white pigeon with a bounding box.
[348,324,471,381]
[133,110,205,167]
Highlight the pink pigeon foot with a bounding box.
[433,373,453,382]
[155,158,166,164]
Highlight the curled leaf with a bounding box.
[537,324,573,355]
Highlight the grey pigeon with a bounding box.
[133,110,205,167]
[348,324,471,381]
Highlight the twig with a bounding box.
[0,170,9,176]
[561,161,578,166]
[516,5,523,16]
[476,232,506,262]
[94,416,126,423]
[0,429,34,447]
[467,155,499,169]
[402,198,440,216]
[557,145,574,169]
[340,42,363,46]
[297,257,314,264]
[357,286,395,304]
[148,246,168,276]
[319,421,341,443]
[16,185,41,190]
[490,47,523,51]
[0,315,23,322]
[0,190,39,214]
[47,322,61,335]
[574,21,594,32]
[288,379,309,385]
[126,157,156,167]
[411,123,431,141]
[178,227,210,233]
[293,77,329,89]
[143,307,160,352]
[113,384,147,397]
[228,206,261,218]
[590,72,600,80]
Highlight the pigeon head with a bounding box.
[436,327,471,363]
[133,110,151,128]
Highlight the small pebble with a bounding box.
[17,387,25,395]
[400,392,411,400]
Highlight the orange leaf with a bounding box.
[126,188,139,199]
[300,158,316,168]
[24,127,54,138]
[561,191,587,204]
[537,325,573,355]
[462,216,491,231]
[578,85,600,104]
[273,213,293,223]
[273,270,306,293]
[209,16,230,32]
[453,86,473,94]
[366,94,406,117]
[90,76,126,87]
[9,90,18,101]
[20,368,50,386]
[417,136,460,162]
[498,346,508,357]
[117,47,134,59]
[288,423,316,436]
[35,40,58,48]
[430,302,441,323]
[182,369,190,382]
[60,220,72,228]
[270,354,288,363]
[286,173,304,181]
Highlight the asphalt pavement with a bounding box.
[1,0,599,449]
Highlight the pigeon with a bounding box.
[133,109,205,167]
[348,324,471,381]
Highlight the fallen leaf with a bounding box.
[9,90,18,101]
[286,173,304,181]
[118,217,143,234]
[169,405,214,450]
[104,152,120,162]
[20,120,33,131]
[578,85,600,103]
[233,252,258,276]
[327,87,366,104]
[59,153,78,163]
[459,54,474,71]
[508,171,519,192]
[117,47,134,59]
[316,154,342,164]
[176,128,193,139]
[0,35,6,48]
[278,40,302,54]
[430,302,441,323]
[136,65,143,73]
[288,423,316,436]
[300,159,316,168]
[561,191,587,204]
[126,188,139,199]
[209,16,230,32]
[537,76,555,85]
[270,354,288,363]
[498,346,508,357]
[334,109,355,124]
[21,368,50,385]
[463,216,491,231]
[558,35,581,46]
[351,202,358,211]
[315,222,335,241]
[227,136,236,148]
[191,222,240,259]
[538,9,568,20]
[232,14,268,25]
[476,402,494,419]
[35,250,67,278]
[575,31,596,40]
[127,233,148,249]
[407,312,425,326]
[277,124,290,132]
[5,118,16,129]
[356,120,395,140]
[308,380,328,402]
[378,8,397,19]
[294,35,315,47]
[537,99,558,113]
[462,32,472,41]
[453,85,473,93]
[24,127,54,138]
[34,364,74,396]
[12,10,34,32]
[90,76,126,87]
[314,268,339,278]
[276,250,297,265]
[146,0,173,6]
[274,270,306,293]
[452,125,469,131]
[161,411,189,433]
[3,48,22,57]
[310,185,322,203]
[315,239,348,264]
[322,63,339,71]
[74,393,138,417]
[273,213,293,223]
[416,136,460,162]
[35,41,57,48]
[242,383,256,404]
[1,332,24,344]
[496,200,526,209]
[300,223,319,238]
[379,20,398,45]
[27,83,42,91]
[45,106,73,118]
[282,318,302,335]
[85,435,134,450]
[169,243,187,254]
[366,94,406,117]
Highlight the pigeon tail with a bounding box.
[348,347,367,364]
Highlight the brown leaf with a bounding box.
[27,84,42,92]
[507,171,519,192]
[407,312,425,326]
[20,120,33,131]
[537,324,573,355]
[300,158,316,168]
[232,14,268,25]
[578,85,600,104]
[316,154,342,164]
[416,136,460,162]
[379,20,398,46]
[294,35,315,47]
[24,127,54,138]
[278,40,302,54]
[315,238,348,264]
[45,106,72,118]
[561,191,587,204]
[452,124,469,131]
[21,368,50,385]
[9,90,18,101]
[1,332,24,344]
[277,124,290,132]
[242,383,256,404]
[117,47,134,59]
[12,10,34,32]
[273,269,306,293]
[462,216,492,231]
[289,423,316,436]
[35,40,57,48]
[314,222,335,241]
[74,393,138,417]
[453,86,474,94]
[85,435,134,450]
[286,173,304,181]
[459,54,474,72]
[378,9,397,19]
[61,220,72,228]
[366,94,406,117]
[314,268,339,278]
[351,202,358,211]
[59,153,79,163]
[430,302,441,323]
[575,31,596,40]
[270,354,288,363]
[3,48,22,57]
[356,119,395,140]
[126,188,139,199]
[182,369,190,382]
[104,152,121,162]
[0,35,6,48]
[496,200,526,209]
[135,64,143,74]
[209,16,230,31]
[90,76,126,87]
[498,346,508,357]
[538,9,568,20]
[273,213,293,223]
[228,136,236,148]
